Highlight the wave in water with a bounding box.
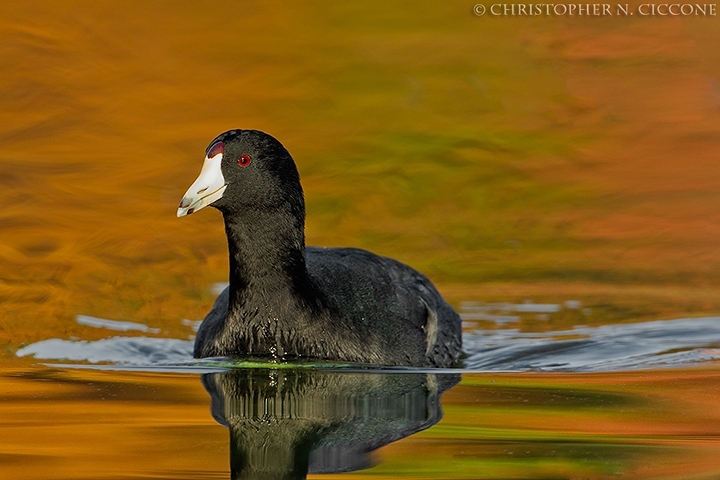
[15,314,720,372]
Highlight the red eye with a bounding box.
[238,154,252,167]
[207,141,224,158]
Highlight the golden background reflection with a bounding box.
[3,1,720,352]
[2,2,720,478]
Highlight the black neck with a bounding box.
[223,206,311,318]
[217,207,320,358]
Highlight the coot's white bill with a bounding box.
[177,151,226,217]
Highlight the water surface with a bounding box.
[7,309,720,478]
[3,361,720,479]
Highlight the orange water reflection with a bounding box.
[2,2,720,352]
[1,367,719,479]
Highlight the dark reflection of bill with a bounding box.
[202,369,460,479]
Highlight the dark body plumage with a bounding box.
[183,130,461,367]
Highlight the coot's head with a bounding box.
[177,130,303,218]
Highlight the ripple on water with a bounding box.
[463,316,720,371]
[14,312,720,372]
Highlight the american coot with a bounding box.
[178,130,462,367]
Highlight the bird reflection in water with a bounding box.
[201,369,460,479]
